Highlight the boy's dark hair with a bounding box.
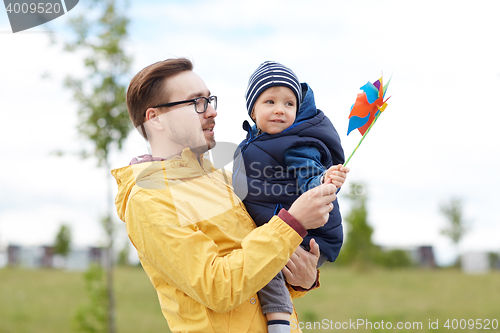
[127,58,193,139]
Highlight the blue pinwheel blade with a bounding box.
[360,82,379,104]
[347,113,371,135]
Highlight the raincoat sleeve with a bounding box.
[125,189,305,313]
[287,269,321,299]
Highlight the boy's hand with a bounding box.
[323,164,350,188]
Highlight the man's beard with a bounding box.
[167,121,214,155]
[191,140,216,155]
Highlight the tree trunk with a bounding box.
[105,159,116,333]
[105,246,116,333]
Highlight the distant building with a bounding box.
[64,247,105,271]
[5,244,105,270]
[415,246,437,268]
[461,252,491,274]
[380,245,437,268]
[0,249,7,268]
[41,246,53,268]
[491,252,500,270]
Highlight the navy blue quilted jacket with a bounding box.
[233,83,345,262]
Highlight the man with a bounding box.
[111,58,338,333]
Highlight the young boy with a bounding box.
[233,61,349,333]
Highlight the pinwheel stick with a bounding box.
[343,106,384,167]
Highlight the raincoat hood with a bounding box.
[111,164,136,223]
[111,149,212,223]
[294,82,318,124]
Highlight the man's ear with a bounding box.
[145,108,163,130]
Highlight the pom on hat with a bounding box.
[245,61,302,121]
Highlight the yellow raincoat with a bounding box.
[111,148,315,333]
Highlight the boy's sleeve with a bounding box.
[284,146,326,194]
[287,270,321,299]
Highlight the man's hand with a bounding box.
[324,164,350,188]
[288,183,337,230]
[282,239,320,289]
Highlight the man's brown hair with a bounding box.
[127,58,193,139]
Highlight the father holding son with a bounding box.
[111,58,338,333]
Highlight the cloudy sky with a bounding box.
[1,0,499,265]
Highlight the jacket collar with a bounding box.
[111,148,214,222]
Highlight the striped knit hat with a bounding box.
[245,61,302,121]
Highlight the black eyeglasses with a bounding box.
[144,96,217,116]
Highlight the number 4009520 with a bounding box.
[5,2,62,14]
[444,319,498,330]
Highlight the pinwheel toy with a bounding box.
[344,77,391,166]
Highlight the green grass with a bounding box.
[0,266,498,332]
[293,266,500,332]
[0,266,169,333]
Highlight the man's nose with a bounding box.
[204,104,217,118]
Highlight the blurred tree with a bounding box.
[337,182,378,269]
[488,252,500,270]
[117,241,130,266]
[375,249,413,269]
[61,0,132,332]
[336,182,415,269]
[74,263,108,333]
[440,197,469,265]
[53,224,72,257]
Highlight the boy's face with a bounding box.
[252,86,296,134]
